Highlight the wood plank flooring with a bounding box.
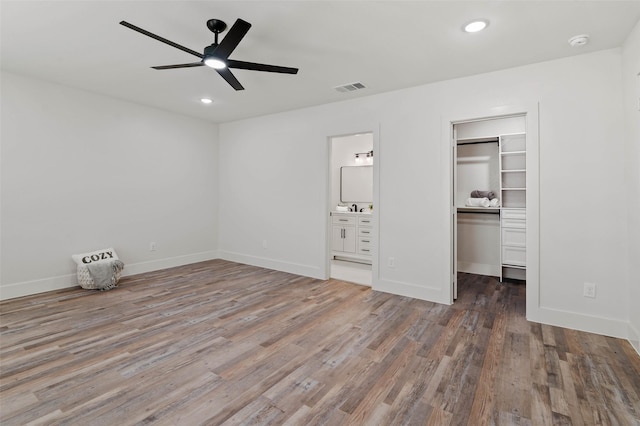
[1,260,639,425]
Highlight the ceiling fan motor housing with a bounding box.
[206,19,227,34]
[204,44,219,57]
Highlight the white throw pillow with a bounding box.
[72,248,119,266]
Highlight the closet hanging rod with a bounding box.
[457,209,500,215]
[457,139,499,146]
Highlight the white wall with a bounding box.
[219,48,632,340]
[622,21,640,353]
[0,72,219,299]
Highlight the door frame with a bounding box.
[325,129,380,286]
[442,103,540,321]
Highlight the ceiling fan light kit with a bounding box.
[119,18,299,91]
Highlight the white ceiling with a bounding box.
[2,1,639,124]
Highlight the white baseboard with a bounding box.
[457,261,500,277]
[628,321,640,356]
[218,251,324,280]
[0,274,78,300]
[121,250,219,277]
[529,306,630,341]
[0,250,220,301]
[374,277,450,305]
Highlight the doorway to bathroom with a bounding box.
[328,132,374,286]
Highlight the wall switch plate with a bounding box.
[388,257,395,268]
[583,282,596,298]
[150,242,157,251]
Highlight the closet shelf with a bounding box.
[501,169,526,173]
[457,207,500,214]
[500,151,526,156]
[502,187,526,191]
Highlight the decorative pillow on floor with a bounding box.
[72,248,122,290]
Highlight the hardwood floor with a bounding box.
[1,260,639,425]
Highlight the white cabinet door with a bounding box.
[332,226,345,252]
[343,226,357,253]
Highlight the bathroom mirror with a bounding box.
[340,166,373,203]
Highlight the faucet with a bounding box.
[352,204,358,212]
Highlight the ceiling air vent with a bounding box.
[334,82,367,93]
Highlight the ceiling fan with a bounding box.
[119,18,299,91]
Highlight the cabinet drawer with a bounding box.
[502,227,525,247]
[358,237,372,249]
[358,245,373,256]
[501,218,526,229]
[332,215,356,225]
[358,216,373,227]
[358,227,373,237]
[502,246,526,267]
[501,209,526,220]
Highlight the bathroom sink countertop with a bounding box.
[332,210,372,215]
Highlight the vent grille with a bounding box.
[334,81,366,93]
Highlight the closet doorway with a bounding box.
[450,111,537,305]
[328,132,374,286]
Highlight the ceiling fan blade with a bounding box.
[227,59,298,74]
[152,62,204,70]
[120,21,203,59]
[213,19,251,60]
[216,68,244,91]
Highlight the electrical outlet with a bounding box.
[149,242,157,252]
[583,282,596,298]
[262,240,268,249]
[388,257,395,268]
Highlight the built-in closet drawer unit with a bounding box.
[501,209,526,267]
[501,209,525,220]
[357,216,373,256]
[502,246,526,267]
[501,227,526,246]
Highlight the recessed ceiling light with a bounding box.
[200,98,213,104]
[568,34,590,47]
[463,20,489,33]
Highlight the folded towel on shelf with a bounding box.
[489,198,500,207]
[336,205,349,212]
[471,190,496,200]
[466,197,491,207]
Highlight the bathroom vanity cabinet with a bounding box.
[331,212,373,264]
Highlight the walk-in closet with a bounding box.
[453,115,527,298]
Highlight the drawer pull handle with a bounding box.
[361,239,370,243]
[339,219,348,222]
[361,231,370,234]
[361,249,370,252]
